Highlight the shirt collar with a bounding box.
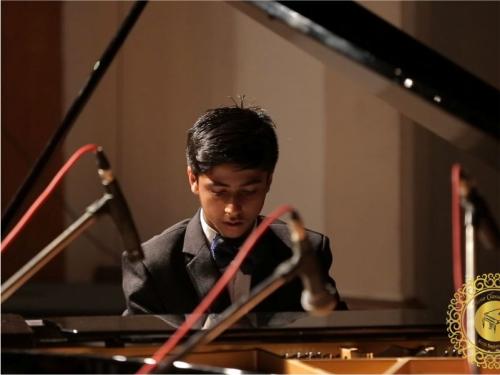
[200,209,218,244]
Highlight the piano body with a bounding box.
[1,310,477,373]
[2,1,499,373]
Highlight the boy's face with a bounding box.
[188,163,272,239]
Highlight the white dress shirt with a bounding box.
[199,209,251,304]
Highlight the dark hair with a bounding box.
[186,105,278,176]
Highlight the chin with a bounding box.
[221,230,246,239]
[220,225,251,239]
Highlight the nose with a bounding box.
[224,200,242,218]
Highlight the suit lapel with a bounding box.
[250,223,292,287]
[249,223,304,312]
[182,211,231,313]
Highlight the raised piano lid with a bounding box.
[231,1,500,170]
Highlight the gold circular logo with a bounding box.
[446,273,500,369]
[475,300,500,343]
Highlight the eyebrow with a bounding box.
[210,178,264,187]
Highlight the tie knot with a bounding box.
[210,234,255,274]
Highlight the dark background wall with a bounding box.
[1,2,65,282]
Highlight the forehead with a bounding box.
[200,164,270,187]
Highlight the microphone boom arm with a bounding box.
[2,194,111,303]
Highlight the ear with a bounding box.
[266,173,273,193]
[187,166,199,194]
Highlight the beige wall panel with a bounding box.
[63,2,122,282]
[230,5,326,233]
[325,70,403,301]
[118,1,236,240]
[325,1,404,301]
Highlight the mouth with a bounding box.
[219,220,252,239]
[223,221,244,227]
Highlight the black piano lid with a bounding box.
[2,309,445,348]
[232,1,500,170]
[51,308,444,330]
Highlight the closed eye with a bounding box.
[211,189,227,197]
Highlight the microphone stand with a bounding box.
[1,194,113,303]
[452,168,500,374]
[458,179,500,374]
[462,199,478,374]
[153,254,302,373]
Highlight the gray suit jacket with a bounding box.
[122,211,342,314]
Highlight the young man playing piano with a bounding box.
[122,104,345,315]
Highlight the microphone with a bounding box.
[289,210,339,315]
[95,148,144,261]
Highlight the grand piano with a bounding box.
[2,1,499,373]
[2,309,470,374]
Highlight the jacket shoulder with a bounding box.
[268,219,329,247]
[141,218,190,266]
